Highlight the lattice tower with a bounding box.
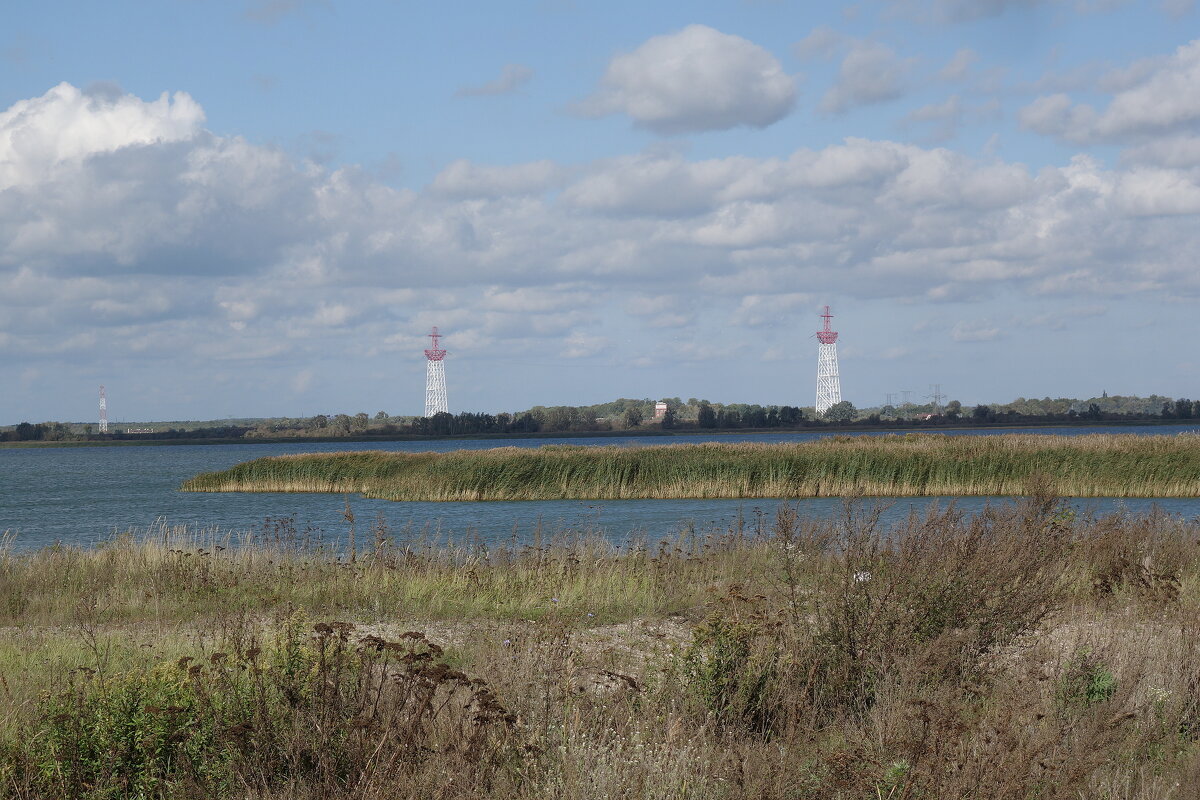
[424,327,448,417]
[99,385,108,433]
[815,306,842,415]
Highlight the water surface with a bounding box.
[4,425,1198,550]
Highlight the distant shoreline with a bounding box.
[3,417,1198,450]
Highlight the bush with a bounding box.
[32,616,522,799]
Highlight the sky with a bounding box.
[2,0,1199,424]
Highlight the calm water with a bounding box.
[3,425,1199,551]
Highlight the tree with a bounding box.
[661,406,677,429]
[972,405,993,423]
[824,401,856,423]
[778,406,802,426]
[944,400,962,420]
[697,402,716,428]
[353,412,370,430]
[623,406,643,428]
[374,411,388,421]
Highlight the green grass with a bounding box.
[0,520,766,629]
[180,433,1200,500]
[3,500,1200,798]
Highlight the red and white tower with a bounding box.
[423,327,448,417]
[815,306,842,415]
[98,385,109,433]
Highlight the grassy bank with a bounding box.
[181,433,1200,500]
[1,499,1199,798]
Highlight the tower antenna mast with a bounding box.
[423,327,448,417]
[815,306,842,415]
[98,385,108,434]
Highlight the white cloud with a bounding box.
[951,321,1001,342]
[455,64,534,97]
[1115,168,1200,215]
[561,332,609,359]
[429,159,565,198]
[578,25,797,134]
[730,293,812,327]
[793,26,844,60]
[0,82,203,190]
[625,294,694,328]
[1020,40,1200,146]
[481,286,594,313]
[820,41,914,113]
[4,82,1200,403]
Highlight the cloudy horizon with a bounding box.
[3,1,1199,425]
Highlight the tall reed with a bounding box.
[181,434,1200,500]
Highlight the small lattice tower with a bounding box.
[815,306,842,415]
[98,385,109,433]
[423,327,448,417]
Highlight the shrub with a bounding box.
[32,618,522,799]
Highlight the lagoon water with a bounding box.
[4,424,1200,551]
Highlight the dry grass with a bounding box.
[2,495,1200,798]
[180,434,1200,500]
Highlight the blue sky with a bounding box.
[2,0,1199,423]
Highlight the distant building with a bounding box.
[654,402,668,420]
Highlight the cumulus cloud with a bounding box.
[0,82,203,189]
[429,159,565,198]
[730,293,811,327]
[578,24,797,134]
[625,294,694,328]
[455,64,534,97]
[820,41,914,113]
[4,81,1200,406]
[1020,40,1200,150]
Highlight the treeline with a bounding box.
[4,394,1198,443]
[0,421,255,442]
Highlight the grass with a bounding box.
[180,433,1200,500]
[2,496,1200,797]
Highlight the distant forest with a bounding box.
[2,393,1197,443]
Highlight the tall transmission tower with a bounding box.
[927,384,945,414]
[423,326,448,417]
[98,385,108,433]
[815,305,842,415]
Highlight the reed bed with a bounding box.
[181,433,1200,500]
